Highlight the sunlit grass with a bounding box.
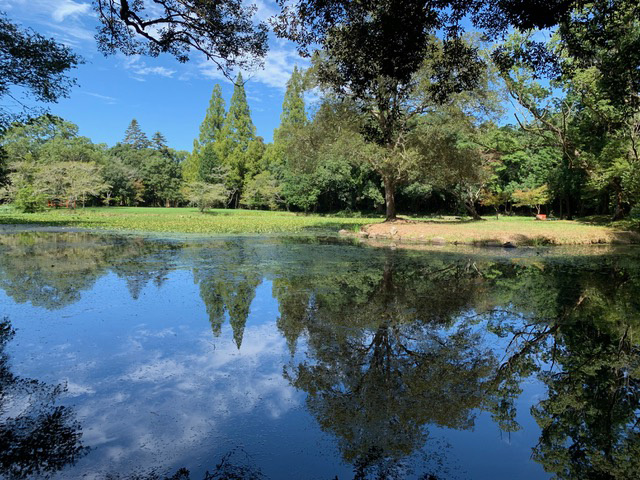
[0,206,383,234]
[0,207,637,244]
[365,215,640,245]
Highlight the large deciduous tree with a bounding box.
[274,2,489,220]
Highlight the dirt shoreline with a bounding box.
[339,219,640,247]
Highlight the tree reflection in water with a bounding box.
[273,250,640,479]
[104,448,265,480]
[488,258,640,479]
[189,242,262,349]
[274,252,497,478]
[1,232,640,478]
[0,232,177,309]
[0,317,88,479]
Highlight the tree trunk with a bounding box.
[464,201,482,220]
[565,197,572,220]
[559,198,563,219]
[611,178,625,220]
[383,176,396,221]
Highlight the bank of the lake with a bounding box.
[1,207,639,245]
[346,216,640,246]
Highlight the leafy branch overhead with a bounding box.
[0,13,82,131]
[93,0,269,75]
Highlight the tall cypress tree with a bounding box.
[191,84,227,183]
[123,119,150,149]
[279,66,306,134]
[199,84,226,144]
[269,66,307,180]
[219,73,256,152]
[216,73,257,205]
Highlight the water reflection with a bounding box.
[0,233,176,309]
[0,231,639,478]
[189,242,262,348]
[0,316,88,478]
[488,259,640,479]
[275,254,496,478]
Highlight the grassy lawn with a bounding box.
[0,207,637,245]
[0,206,382,234]
[364,215,640,245]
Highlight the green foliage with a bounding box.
[275,86,385,213]
[240,171,281,210]
[277,66,307,138]
[496,28,640,219]
[102,158,140,206]
[33,161,109,208]
[512,185,551,214]
[190,84,227,184]
[181,148,200,184]
[198,85,226,145]
[1,115,80,162]
[122,119,151,149]
[215,74,257,204]
[13,185,46,213]
[183,181,228,212]
[0,14,82,130]
[151,131,167,150]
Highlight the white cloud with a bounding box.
[250,0,279,23]
[4,0,95,49]
[63,321,301,476]
[199,45,307,91]
[123,56,176,78]
[52,0,91,22]
[81,91,118,104]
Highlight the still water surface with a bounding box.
[0,231,639,479]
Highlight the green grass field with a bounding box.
[0,206,382,234]
[0,207,638,245]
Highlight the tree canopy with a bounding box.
[93,0,269,76]
[0,13,82,131]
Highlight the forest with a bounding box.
[1,1,639,223]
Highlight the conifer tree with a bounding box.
[151,131,167,150]
[218,73,256,152]
[199,84,226,144]
[278,66,307,136]
[192,84,227,183]
[269,67,308,190]
[123,119,150,149]
[216,73,257,206]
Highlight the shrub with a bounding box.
[13,186,46,213]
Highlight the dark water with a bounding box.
[0,232,639,480]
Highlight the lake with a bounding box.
[0,231,638,479]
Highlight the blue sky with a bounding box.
[1,0,305,151]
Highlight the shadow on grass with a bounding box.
[401,216,479,225]
[0,214,108,231]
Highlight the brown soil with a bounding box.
[346,218,640,247]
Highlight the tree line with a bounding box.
[1,42,638,221]
[1,0,639,220]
